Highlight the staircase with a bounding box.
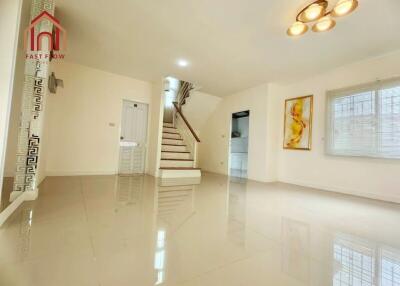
[159,79,201,178]
[159,122,201,178]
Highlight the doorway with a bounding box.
[118,100,149,175]
[229,111,249,179]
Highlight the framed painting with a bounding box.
[283,95,313,150]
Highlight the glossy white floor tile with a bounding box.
[0,173,400,286]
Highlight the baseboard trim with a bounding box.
[201,169,276,183]
[46,171,117,177]
[281,179,400,204]
[0,187,40,227]
[4,171,14,177]
[9,191,23,202]
[24,188,39,201]
[0,194,25,226]
[204,171,400,204]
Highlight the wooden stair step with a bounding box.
[158,189,193,193]
[161,159,194,161]
[161,151,190,153]
[163,134,182,140]
[160,167,201,170]
[162,137,183,140]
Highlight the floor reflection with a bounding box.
[155,229,167,285]
[282,218,311,283]
[18,208,33,261]
[227,178,247,246]
[115,175,144,206]
[153,177,201,285]
[334,234,400,286]
[156,177,198,231]
[0,174,400,286]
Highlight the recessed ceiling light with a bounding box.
[177,59,189,67]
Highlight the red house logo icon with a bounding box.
[24,11,67,52]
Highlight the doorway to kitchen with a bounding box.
[229,111,249,179]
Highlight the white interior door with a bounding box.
[119,100,148,175]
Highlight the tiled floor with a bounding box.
[0,172,400,286]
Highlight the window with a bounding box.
[381,248,400,286]
[326,78,400,159]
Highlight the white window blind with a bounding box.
[326,78,400,159]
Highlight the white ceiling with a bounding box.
[56,0,400,96]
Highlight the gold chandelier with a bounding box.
[287,0,358,36]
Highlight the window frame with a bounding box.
[326,77,400,160]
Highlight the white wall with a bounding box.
[148,79,164,177]
[45,62,153,176]
[199,50,400,203]
[4,0,32,178]
[0,0,22,195]
[163,77,179,123]
[199,84,277,182]
[273,50,400,203]
[181,91,222,135]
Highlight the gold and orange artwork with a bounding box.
[283,95,313,150]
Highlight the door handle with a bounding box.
[120,136,124,140]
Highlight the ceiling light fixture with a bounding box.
[312,15,336,32]
[287,21,309,36]
[297,1,328,23]
[287,0,358,37]
[332,0,358,17]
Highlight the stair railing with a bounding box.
[177,81,194,109]
[173,102,200,167]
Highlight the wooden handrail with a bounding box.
[173,102,201,142]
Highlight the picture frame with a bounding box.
[283,95,313,150]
